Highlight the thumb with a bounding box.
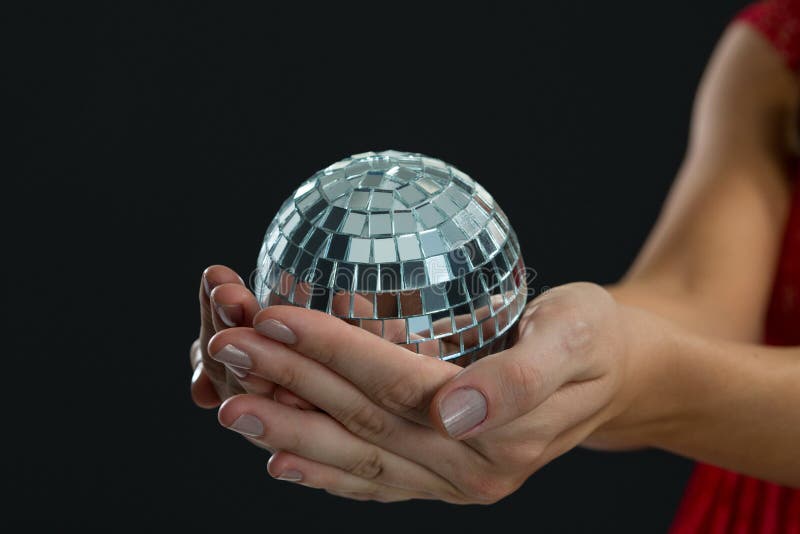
[430,296,596,439]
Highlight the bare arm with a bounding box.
[596,22,800,483]
[610,22,798,342]
[643,326,800,486]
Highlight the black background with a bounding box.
[10,1,747,531]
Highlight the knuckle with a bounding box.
[346,447,384,480]
[460,472,516,505]
[304,312,353,366]
[531,288,603,361]
[309,342,337,366]
[373,375,425,415]
[572,281,613,303]
[273,362,301,392]
[499,359,542,412]
[339,400,391,443]
[262,418,302,451]
[558,314,595,356]
[286,427,304,452]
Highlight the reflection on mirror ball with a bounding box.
[254,150,527,366]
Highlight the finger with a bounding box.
[402,331,444,358]
[331,292,408,343]
[330,289,423,345]
[203,264,245,297]
[199,266,244,389]
[218,394,457,498]
[438,294,505,349]
[190,339,203,370]
[209,328,444,431]
[273,386,316,410]
[266,451,428,503]
[230,367,316,410]
[190,360,222,409]
[190,339,220,407]
[208,329,476,486]
[209,283,259,331]
[224,364,247,397]
[212,342,284,401]
[250,306,459,422]
[330,291,375,318]
[233,371,276,396]
[466,374,615,461]
[430,285,609,439]
[208,281,282,396]
[210,282,316,408]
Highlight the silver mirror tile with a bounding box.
[254,150,526,363]
[347,237,371,263]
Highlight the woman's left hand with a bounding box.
[208,282,667,503]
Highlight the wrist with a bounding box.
[591,303,690,449]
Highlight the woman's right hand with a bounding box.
[190,264,315,410]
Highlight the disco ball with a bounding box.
[254,150,527,366]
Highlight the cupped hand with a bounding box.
[208,282,666,503]
[190,265,313,410]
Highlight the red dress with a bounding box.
[669,2,800,532]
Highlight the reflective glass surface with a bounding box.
[254,150,526,364]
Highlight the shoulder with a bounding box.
[691,10,798,162]
[735,0,800,72]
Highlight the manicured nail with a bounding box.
[211,344,252,369]
[192,362,204,384]
[254,319,297,344]
[277,469,303,482]
[228,414,264,437]
[215,303,243,327]
[225,364,248,378]
[203,273,216,297]
[439,388,487,438]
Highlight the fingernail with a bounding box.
[211,344,252,369]
[215,303,243,327]
[439,388,488,438]
[277,469,303,482]
[203,273,217,297]
[228,414,264,437]
[192,362,204,384]
[225,364,248,378]
[255,319,297,344]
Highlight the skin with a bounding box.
[190,23,800,502]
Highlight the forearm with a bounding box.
[606,282,748,340]
[602,26,798,343]
[591,21,800,486]
[629,310,800,487]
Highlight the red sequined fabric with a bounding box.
[669,1,800,532]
